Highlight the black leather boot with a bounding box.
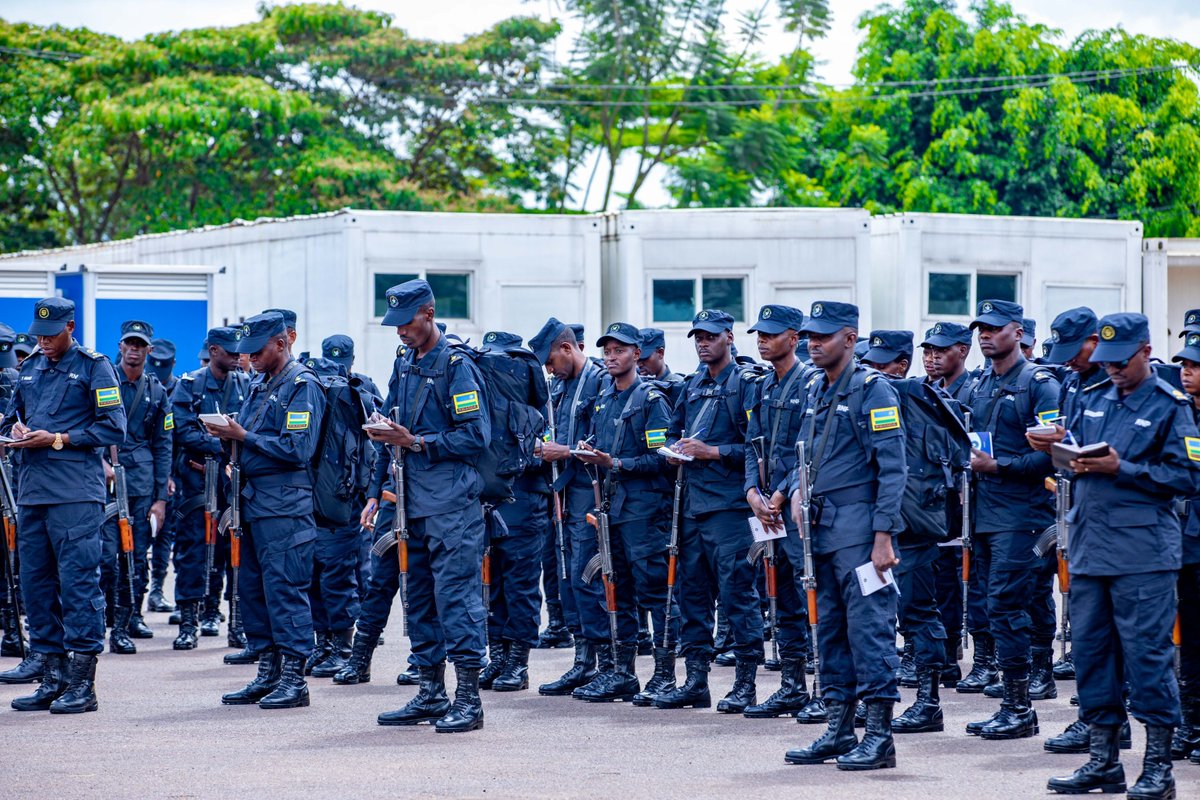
[478,636,508,690]
[893,667,943,734]
[396,665,420,685]
[957,634,998,693]
[1047,723,1126,794]
[579,642,639,702]
[539,640,597,696]
[897,640,917,688]
[1053,649,1075,680]
[109,607,137,655]
[572,642,613,699]
[310,629,352,678]
[537,602,573,649]
[1128,726,1176,800]
[1047,719,1134,754]
[0,650,45,684]
[1,605,26,657]
[200,599,220,637]
[854,699,867,728]
[1029,646,1058,700]
[977,675,1039,740]
[837,701,897,770]
[227,623,248,650]
[172,601,200,651]
[654,657,711,709]
[493,641,531,692]
[745,657,811,718]
[11,653,67,710]
[129,595,153,639]
[48,653,98,714]
[435,665,485,733]
[333,629,380,685]
[794,694,829,724]
[260,653,309,709]
[168,610,182,625]
[378,663,451,726]
[632,646,676,706]
[147,576,175,612]
[785,699,858,764]
[224,644,259,665]
[713,608,733,665]
[304,632,332,676]
[984,678,1005,699]
[636,609,653,656]
[222,649,282,705]
[717,658,758,714]
[1172,693,1200,760]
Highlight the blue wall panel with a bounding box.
[0,298,43,334]
[54,273,84,342]
[95,299,208,366]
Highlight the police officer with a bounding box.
[210,312,325,710]
[362,280,490,732]
[146,338,179,615]
[1172,329,1200,763]
[263,308,298,353]
[322,334,382,407]
[0,323,23,660]
[653,310,760,712]
[100,321,172,655]
[638,327,686,407]
[169,328,250,654]
[1021,318,1039,361]
[740,304,821,722]
[921,322,975,405]
[6,297,127,714]
[572,322,677,702]
[529,317,608,696]
[782,302,906,770]
[963,300,1061,739]
[12,333,34,366]
[1046,313,1197,797]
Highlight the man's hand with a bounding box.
[149,500,167,532]
[673,437,719,461]
[1026,423,1067,454]
[573,441,613,470]
[1071,447,1120,476]
[872,532,900,575]
[540,440,573,462]
[365,419,415,448]
[10,422,29,440]
[167,478,176,497]
[360,497,379,530]
[104,459,115,482]
[7,429,55,449]
[970,448,998,474]
[790,489,803,531]
[747,489,783,534]
[206,417,246,442]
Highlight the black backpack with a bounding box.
[304,357,376,527]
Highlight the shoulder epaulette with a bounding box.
[77,347,104,361]
[1154,378,1189,402]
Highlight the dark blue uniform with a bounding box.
[9,342,127,656]
[149,368,180,603]
[492,472,549,646]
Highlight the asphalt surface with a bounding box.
[2,598,1198,800]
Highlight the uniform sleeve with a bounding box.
[1114,400,1200,497]
[172,377,223,458]
[67,357,128,449]
[666,382,687,445]
[995,370,1058,481]
[716,375,753,469]
[368,361,402,498]
[242,376,326,467]
[424,355,490,463]
[863,376,907,534]
[617,389,669,476]
[743,381,764,493]
[151,386,173,502]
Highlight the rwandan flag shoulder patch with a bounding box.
[1037,409,1061,425]
[164,412,174,431]
[453,391,480,415]
[286,411,310,431]
[869,406,900,432]
[1186,437,1200,463]
[645,428,667,449]
[95,387,120,409]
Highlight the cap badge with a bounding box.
[933,323,942,334]
[132,323,142,331]
[698,311,709,320]
[242,324,251,336]
[388,294,399,308]
[872,337,882,346]
[1190,334,1200,347]
[1049,330,1059,342]
[485,333,497,343]
[1100,325,1116,341]
[1189,313,1198,324]
[762,307,772,319]
[331,347,341,356]
[609,323,619,333]
[981,302,994,314]
[37,307,49,319]
[812,303,824,318]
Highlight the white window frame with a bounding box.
[370,265,475,323]
[924,267,1022,320]
[648,272,751,325]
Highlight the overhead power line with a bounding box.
[0,45,84,62]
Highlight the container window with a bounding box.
[927,273,971,317]
[976,273,1018,305]
[374,272,419,318]
[652,279,695,322]
[428,273,470,319]
[702,277,745,321]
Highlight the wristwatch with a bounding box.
[51,432,63,451]
[409,435,425,453]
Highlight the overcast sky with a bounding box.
[6,0,1199,208]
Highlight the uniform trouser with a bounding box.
[975,528,1041,677]
[562,483,600,637]
[0,542,21,615]
[933,543,964,647]
[676,509,763,661]
[240,515,316,659]
[540,495,564,612]
[358,501,487,668]
[356,523,373,605]
[895,539,947,671]
[18,501,105,655]
[310,521,361,633]
[814,539,901,704]
[1031,553,1059,650]
[1073,570,1180,727]
[101,495,153,609]
[578,515,678,646]
[1179,560,1200,691]
[489,530,544,646]
[966,543,991,638]
[150,494,175,582]
[774,521,812,658]
[172,502,233,605]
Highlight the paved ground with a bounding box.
[2,602,1198,800]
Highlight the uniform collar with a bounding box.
[1102,371,1156,409]
[37,341,81,372]
[769,360,801,388]
[698,360,736,385]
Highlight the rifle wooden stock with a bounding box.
[1057,555,1070,594]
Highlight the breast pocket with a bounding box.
[47,376,88,417]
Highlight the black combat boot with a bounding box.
[435,665,484,733]
[745,657,811,718]
[713,608,734,666]
[378,663,451,726]
[396,665,420,685]
[536,602,573,649]
[129,595,153,639]
[654,657,711,709]
[0,651,45,684]
[1045,718,1133,754]
[200,598,221,637]
[1029,646,1058,700]
[579,642,639,702]
[49,653,99,714]
[478,636,508,690]
[893,667,943,734]
[1172,692,1200,760]
[168,609,182,625]
[172,601,200,651]
[109,607,137,655]
[631,646,676,706]
[1,605,26,657]
[941,637,963,687]
[794,694,829,724]
[837,701,897,770]
[224,645,259,665]
[1128,726,1176,800]
[11,653,67,710]
[785,699,858,764]
[493,641,531,692]
[636,609,653,656]
[260,653,309,709]
[304,632,332,676]
[221,649,282,704]
[1047,723,1126,794]
[1053,649,1075,680]
[227,623,248,650]
[897,640,917,688]
[957,634,998,693]
[984,678,1005,699]
[976,675,1039,739]
[332,629,380,685]
[147,575,174,612]
[311,629,352,679]
[539,640,597,696]
[717,658,758,714]
[571,642,613,699]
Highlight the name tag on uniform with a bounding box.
[95,387,120,409]
[1186,437,1200,462]
[453,391,479,415]
[645,428,667,449]
[286,411,310,430]
[869,406,899,432]
[1084,410,1105,418]
[1134,418,1151,428]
